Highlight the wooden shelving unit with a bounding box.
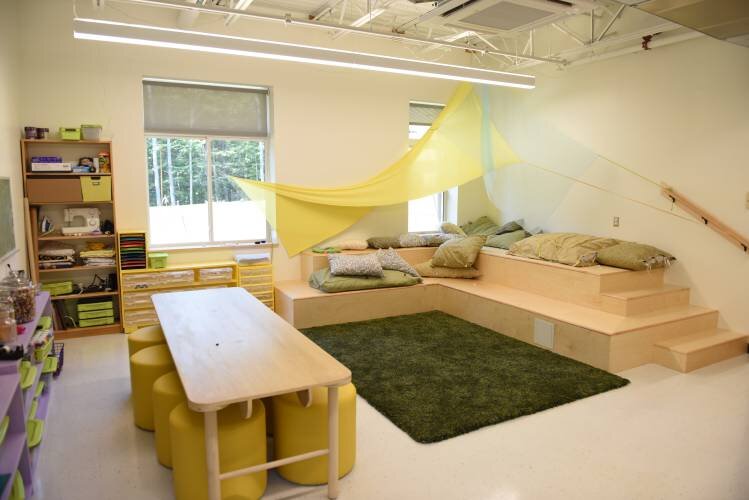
[20,139,121,338]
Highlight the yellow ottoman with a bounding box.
[273,384,356,485]
[128,325,166,357]
[170,401,267,500]
[153,371,186,468]
[130,344,174,430]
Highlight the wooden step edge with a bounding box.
[600,284,689,300]
[655,329,748,354]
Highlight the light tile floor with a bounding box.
[35,334,749,500]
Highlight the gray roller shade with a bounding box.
[409,102,444,126]
[143,80,269,136]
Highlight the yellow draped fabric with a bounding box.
[232,83,520,256]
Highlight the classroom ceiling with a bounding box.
[96,0,721,69]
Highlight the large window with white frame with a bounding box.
[408,101,446,233]
[143,79,271,247]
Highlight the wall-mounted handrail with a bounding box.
[662,184,749,253]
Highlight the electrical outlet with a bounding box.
[613,216,620,227]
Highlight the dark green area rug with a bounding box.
[302,311,629,443]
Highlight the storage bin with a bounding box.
[59,127,81,141]
[253,292,273,303]
[122,270,194,290]
[81,124,102,141]
[148,253,168,269]
[27,178,82,203]
[79,316,115,328]
[79,309,114,320]
[239,265,272,279]
[123,290,157,309]
[244,284,272,296]
[199,267,233,283]
[124,308,159,329]
[80,176,112,202]
[240,275,273,287]
[77,300,113,312]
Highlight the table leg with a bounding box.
[204,411,221,500]
[327,386,340,499]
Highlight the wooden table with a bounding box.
[153,288,352,500]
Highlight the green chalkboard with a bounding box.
[0,178,16,262]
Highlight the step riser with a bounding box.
[599,268,665,293]
[600,288,691,316]
[654,339,748,372]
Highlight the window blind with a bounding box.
[409,102,444,126]
[143,80,269,137]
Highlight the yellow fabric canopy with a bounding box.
[232,83,520,256]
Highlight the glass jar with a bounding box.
[0,271,36,324]
[0,303,17,343]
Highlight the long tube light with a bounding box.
[73,18,535,89]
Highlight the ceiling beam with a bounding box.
[225,0,256,26]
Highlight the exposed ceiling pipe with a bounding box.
[105,0,566,64]
[565,31,702,67]
[596,4,625,42]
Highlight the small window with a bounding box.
[408,102,445,233]
[143,80,270,247]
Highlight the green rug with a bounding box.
[302,311,629,443]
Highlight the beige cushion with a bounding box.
[333,239,368,250]
[376,248,419,277]
[432,235,486,268]
[328,253,383,277]
[414,260,481,279]
[509,233,618,267]
[440,222,466,236]
[596,242,675,271]
[309,269,420,293]
[485,230,529,250]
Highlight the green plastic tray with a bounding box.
[42,356,58,375]
[10,471,24,500]
[33,339,53,363]
[78,317,115,327]
[0,416,9,447]
[19,363,36,390]
[35,381,45,398]
[27,399,38,420]
[78,309,114,320]
[26,418,43,448]
[77,301,113,312]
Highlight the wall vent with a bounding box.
[533,318,555,349]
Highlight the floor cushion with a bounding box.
[367,236,401,249]
[596,242,675,270]
[461,216,500,236]
[414,260,481,279]
[485,230,530,250]
[432,235,486,268]
[309,268,421,293]
[509,233,619,267]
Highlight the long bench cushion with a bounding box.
[414,260,481,279]
[309,268,421,293]
[509,233,618,267]
[596,242,675,271]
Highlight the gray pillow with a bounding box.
[485,230,530,250]
[328,253,383,277]
[368,236,401,249]
[399,233,426,248]
[496,220,523,235]
[422,233,461,247]
[376,248,419,277]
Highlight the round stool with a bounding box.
[130,344,174,430]
[273,384,356,485]
[153,371,186,468]
[170,401,267,500]
[128,325,166,357]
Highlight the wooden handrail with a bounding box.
[662,184,749,253]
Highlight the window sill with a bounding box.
[150,241,278,252]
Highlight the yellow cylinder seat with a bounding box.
[273,384,356,485]
[130,344,174,430]
[153,371,186,468]
[128,325,166,357]
[170,401,267,500]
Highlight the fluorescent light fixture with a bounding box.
[350,8,387,28]
[73,18,535,89]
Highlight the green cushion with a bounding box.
[309,268,421,293]
[432,235,486,268]
[367,236,401,249]
[485,230,530,250]
[460,216,500,236]
[496,220,523,235]
[596,242,675,271]
[414,260,481,279]
[440,222,466,236]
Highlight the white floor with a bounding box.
[35,334,749,500]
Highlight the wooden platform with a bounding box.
[282,248,747,373]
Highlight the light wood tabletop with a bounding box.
[153,287,351,411]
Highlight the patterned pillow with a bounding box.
[422,233,461,247]
[399,233,427,248]
[376,248,420,277]
[328,253,383,277]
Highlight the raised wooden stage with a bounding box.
[276,247,747,373]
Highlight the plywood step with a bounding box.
[653,329,748,373]
[600,284,690,316]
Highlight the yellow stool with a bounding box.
[128,325,166,357]
[170,401,267,500]
[153,371,186,468]
[273,384,356,485]
[130,344,174,430]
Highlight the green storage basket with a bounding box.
[42,356,58,375]
[77,300,113,312]
[19,362,36,390]
[78,309,114,320]
[41,282,73,296]
[148,252,168,269]
[33,339,53,363]
[78,317,115,328]
[26,419,43,448]
[10,471,24,500]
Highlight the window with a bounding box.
[143,79,270,247]
[408,102,445,233]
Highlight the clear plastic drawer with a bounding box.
[124,308,159,328]
[240,275,273,287]
[239,266,272,279]
[122,270,194,290]
[199,267,234,283]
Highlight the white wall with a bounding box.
[487,37,749,332]
[0,1,26,276]
[16,0,467,281]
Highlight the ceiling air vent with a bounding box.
[436,0,583,33]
